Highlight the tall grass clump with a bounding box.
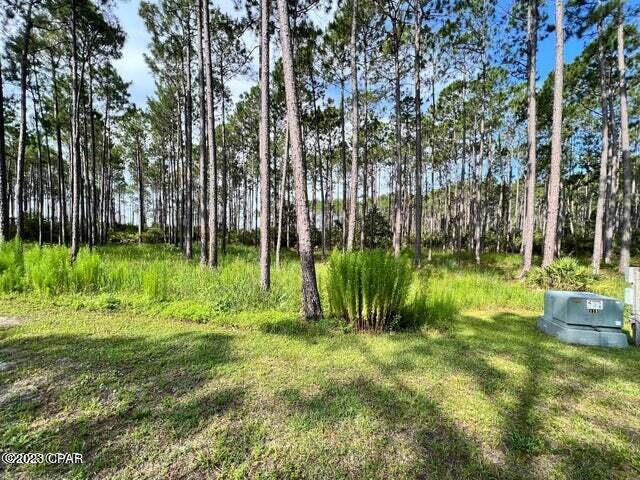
[326,250,413,331]
[143,262,170,301]
[25,246,70,295]
[0,239,24,292]
[70,248,105,292]
[527,257,593,291]
[105,261,142,292]
[420,265,542,312]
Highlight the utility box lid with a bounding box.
[543,290,624,329]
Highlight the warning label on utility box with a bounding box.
[586,300,604,311]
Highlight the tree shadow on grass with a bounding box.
[3,309,640,479]
[0,330,241,478]
[437,311,640,478]
[278,309,640,478]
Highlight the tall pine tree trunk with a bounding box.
[51,54,67,245]
[259,0,271,289]
[14,6,33,240]
[542,0,564,266]
[197,0,209,265]
[340,79,347,249]
[70,0,81,261]
[220,60,229,253]
[276,0,322,320]
[360,36,369,249]
[413,8,422,266]
[202,0,218,268]
[136,134,144,241]
[183,19,194,260]
[0,53,8,240]
[617,2,632,273]
[521,0,538,275]
[592,22,609,275]
[392,23,403,258]
[346,0,358,251]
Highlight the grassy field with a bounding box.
[1,245,639,479]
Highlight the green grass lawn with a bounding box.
[1,246,639,479]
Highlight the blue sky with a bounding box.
[112,0,587,109]
[113,1,153,106]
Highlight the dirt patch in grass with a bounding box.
[0,315,27,329]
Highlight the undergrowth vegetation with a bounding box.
[326,250,423,331]
[0,244,627,327]
[527,257,594,291]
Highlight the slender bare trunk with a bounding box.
[183,18,194,260]
[259,0,271,289]
[392,23,403,257]
[592,22,609,275]
[15,6,33,240]
[617,3,632,273]
[276,126,289,268]
[51,55,67,245]
[414,9,422,266]
[197,0,208,265]
[346,0,358,251]
[70,0,81,261]
[360,36,369,249]
[202,0,218,267]
[542,0,564,266]
[0,54,8,240]
[340,79,347,249]
[276,0,322,320]
[136,134,144,241]
[521,0,537,275]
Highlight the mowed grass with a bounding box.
[1,245,638,479]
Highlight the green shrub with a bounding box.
[70,249,105,292]
[0,239,25,292]
[140,227,165,244]
[326,250,413,332]
[25,246,70,295]
[527,257,593,291]
[109,230,138,244]
[362,206,392,249]
[143,262,170,301]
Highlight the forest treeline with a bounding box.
[0,0,638,318]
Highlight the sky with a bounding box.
[111,0,587,110]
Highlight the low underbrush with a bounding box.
[326,250,424,331]
[527,257,594,291]
[0,244,304,320]
[0,243,627,328]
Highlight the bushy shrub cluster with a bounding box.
[326,250,424,331]
[140,227,165,244]
[527,257,594,291]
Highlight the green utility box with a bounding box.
[538,291,628,348]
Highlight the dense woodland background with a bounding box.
[0,0,638,318]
